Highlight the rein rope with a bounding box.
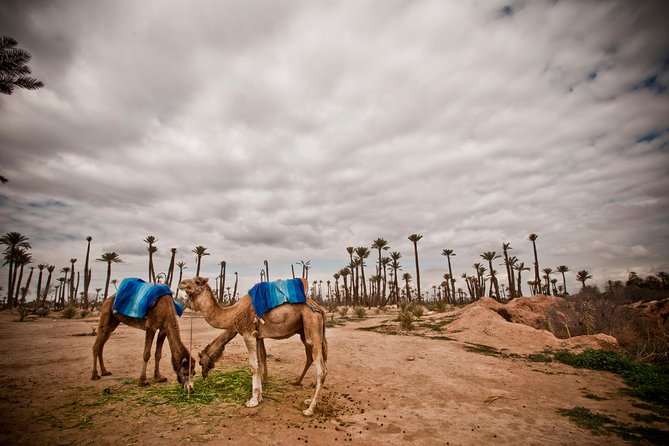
[187,304,194,398]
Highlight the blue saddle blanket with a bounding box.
[113,278,183,318]
[248,278,307,318]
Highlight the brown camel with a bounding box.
[179,276,328,416]
[91,293,195,390]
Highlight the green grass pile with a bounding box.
[102,368,286,407]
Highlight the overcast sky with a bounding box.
[1,0,668,298]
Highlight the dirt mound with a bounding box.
[444,300,618,355]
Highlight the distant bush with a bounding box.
[62,306,77,319]
[80,309,90,318]
[398,310,414,330]
[411,306,424,319]
[427,301,447,313]
[35,306,49,318]
[353,307,366,319]
[338,307,349,317]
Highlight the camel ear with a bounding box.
[195,277,209,286]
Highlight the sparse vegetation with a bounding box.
[62,306,77,319]
[352,306,366,319]
[554,349,669,408]
[558,406,668,445]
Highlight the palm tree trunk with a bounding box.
[36,269,43,304]
[43,272,53,305]
[413,243,421,302]
[103,262,112,299]
[6,258,14,308]
[561,272,567,296]
[83,239,91,308]
[532,241,540,295]
[21,268,34,304]
[14,263,24,307]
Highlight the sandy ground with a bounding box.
[0,305,663,445]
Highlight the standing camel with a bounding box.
[179,276,328,416]
[91,289,195,390]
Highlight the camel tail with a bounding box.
[322,317,328,361]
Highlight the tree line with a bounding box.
[2,231,667,311]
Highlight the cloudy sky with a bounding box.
[1,0,668,298]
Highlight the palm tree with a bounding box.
[0,36,44,95]
[371,238,389,299]
[556,265,570,296]
[59,267,70,309]
[13,248,32,306]
[166,248,177,287]
[43,265,55,305]
[408,234,423,301]
[389,251,402,304]
[35,264,46,303]
[576,270,593,290]
[542,268,553,295]
[93,288,102,308]
[97,252,122,300]
[501,243,516,299]
[82,236,93,308]
[473,263,487,299]
[354,247,371,301]
[232,272,239,302]
[402,272,412,301]
[333,273,340,303]
[218,260,227,303]
[264,259,269,282]
[441,249,456,301]
[0,232,31,309]
[514,262,530,296]
[20,266,34,304]
[380,256,391,305]
[68,258,77,305]
[144,236,158,281]
[528,234,540,295]
[297,260,311,280]
[339,267,351,305]
[174,261,186,299]
[481,252,501,299]
[192,245,209,276]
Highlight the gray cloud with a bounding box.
[1,0,668,296]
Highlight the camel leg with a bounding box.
[91,316,119,380]
[153,330,167,383]
[294,332,313,386]
[303,324,328,416]
[258,338,268,384]
[139,328,157,387]
[243,335,263,407]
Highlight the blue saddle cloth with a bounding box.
[113,278,183,318]
[248,278,307,318]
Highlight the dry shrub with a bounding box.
[541,295,669,364]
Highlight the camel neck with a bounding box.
[197,287,238,329]
[165,309,189,360]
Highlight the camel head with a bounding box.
[199,351,216,379]
[173,354,196,392]
[178,277,209,311]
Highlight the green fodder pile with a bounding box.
[102,368,287,407]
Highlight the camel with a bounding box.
[199,327,319,388]
[179,276,328,416]
[91,293,196,391]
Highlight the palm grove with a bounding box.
[6,229,668,312]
